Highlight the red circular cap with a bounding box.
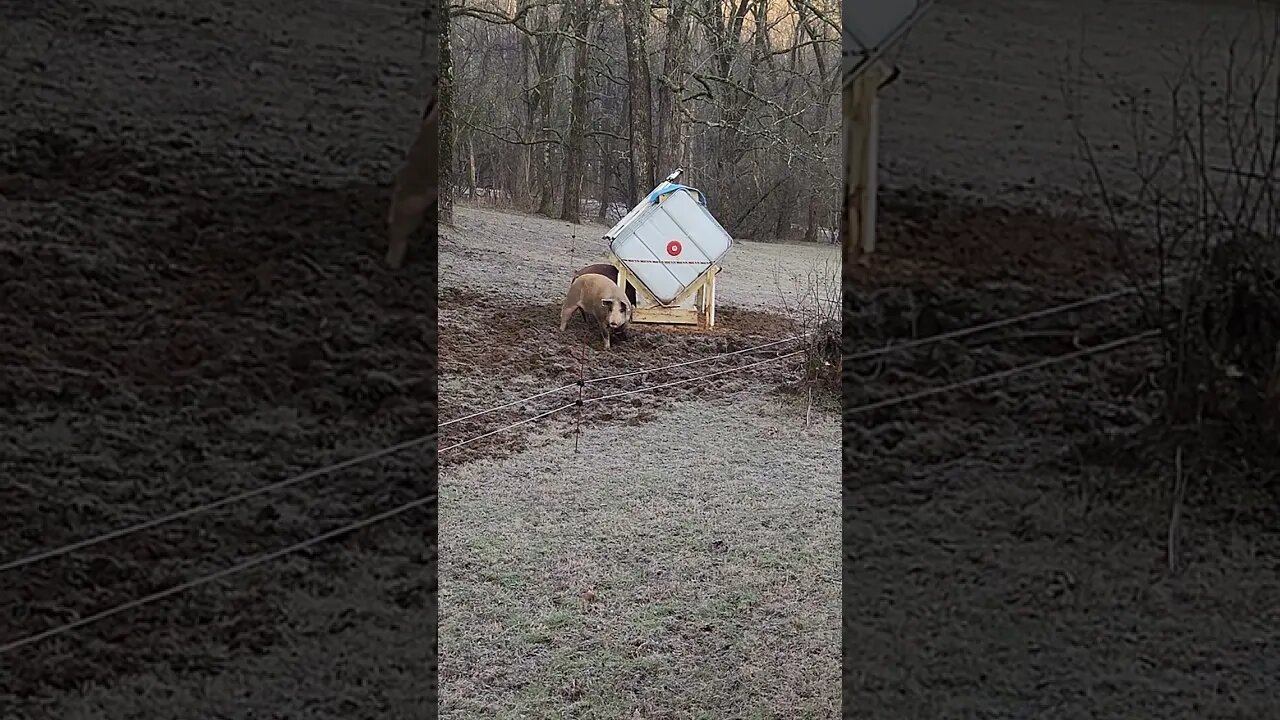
[666,240,682,256]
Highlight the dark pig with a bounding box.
[573,262,639,306]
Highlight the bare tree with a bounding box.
[530,4,573,215]
[620,0,657,199]
[657,0,690,173]
[444,0,840,240]
[1065,3,1280,437]
[439,0,455,225]
[559,0,593,223]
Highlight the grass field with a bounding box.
[435,203,842,718]
[438,398,839,718]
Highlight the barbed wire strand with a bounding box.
[439,349,807,454]
[4,337,801,573]
[844,329,1161,415]
[444,233,576,260]
[2,277,1176,574]
[583,334,808,386]
[438,382,580,427]
[438,334,809,428]
[0,330,1159,655]
[842,277,1181,364]
[0,494,435,657]
[0,434,436,575]
[444,272,1186,426]
[585,280,1182,403]
[438,401,578,454]
[618,258,714,265]
[446,329,1160,452]
[587,349,807,404]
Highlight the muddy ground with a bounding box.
[3,0,1280,717]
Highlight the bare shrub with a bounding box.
[773,254,841,398]
[1064,4,1280,443]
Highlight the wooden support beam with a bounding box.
[609,253,719,328]
[844,61,887,267]
[705,267,717,328]
[633,307,700,325]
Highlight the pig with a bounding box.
[573,262,639,307]
[384,100,439,269]
[559,273,634,350]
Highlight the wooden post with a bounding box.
[616,260,634,307]
[844,62,887,267]
[706,267,717,328]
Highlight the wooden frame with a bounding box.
[844,61,888,266]
[611,253,719,328]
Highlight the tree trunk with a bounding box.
[621,85,636,202]
[438,0,454,224]
[532,5,572,217]
[775,199,791,241]
[621,0,655,198]
[559,3,591,223]
[656,0,688,174]
[468,136,477,199]
[518,33,535,207]
[596,144,611,221]
[703,0,751,210]
[535,78,558,216]
[803,193,819,242]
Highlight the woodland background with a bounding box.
[437,0,842,242]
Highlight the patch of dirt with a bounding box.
[437,286,806,465]
[854,190,1154,294]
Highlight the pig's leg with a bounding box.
[559,302,577,332]
[384,101,438,269]
[386,191,432,269]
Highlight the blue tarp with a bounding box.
[645,183,708,206]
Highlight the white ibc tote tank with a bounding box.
[604,169,734,306]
